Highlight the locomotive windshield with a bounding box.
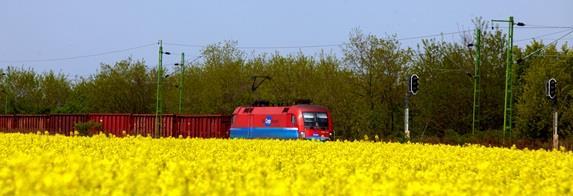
[303,112,329,129]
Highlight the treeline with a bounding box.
[1,23,572,146]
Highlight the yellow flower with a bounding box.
[0,133,571,195]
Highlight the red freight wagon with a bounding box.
[48,114,87,135]
[0,115,14,132]
[132,114,176,137]
[15,115,49,133]
[176,115,231,138]
[0,113,232,139]
[88,114,132,136]
[230,104,333,140]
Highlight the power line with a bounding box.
[164,42,342,49]
[500,25,573,29]
[165,29,474,50]
[0,29,478,64]
[517,26,573,29]
[518,24,573,29]
[5,26,564,64]
[519,29,573,61]
[0,43,156,63]
[239,44,342,49]
[515,28,573,43]
[397,29,474,41]
[163,42,204,48]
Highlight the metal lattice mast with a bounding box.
[502,16,515,141]
[472,28,482,135]
[155,40,164,138]
[178,52,185,114]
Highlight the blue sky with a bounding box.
[0,0,572,77]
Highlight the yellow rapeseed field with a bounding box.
[0,133,572,195]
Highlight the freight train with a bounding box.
[0,103,333,140]
[0,114,231,138]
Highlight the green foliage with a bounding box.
[87,58,154,113]
[39,71,72,113]
[342,29,412,138]
[412,39,475,136]
[74,120,102,136]
[4,22,573,146]
[515,41,573,139]
[2,67,43,114]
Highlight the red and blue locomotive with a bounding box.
[230,101,333,140]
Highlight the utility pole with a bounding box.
[178,52,185,114]
[504,16,514,141]
[1,73,6,114]
[2,89,6,115]
[155,40,164,138]
[471,28,482,135]
[493,16,524,142]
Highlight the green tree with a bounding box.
[87,58,154,113]
[516,42,573,140]
[39,71,72,113]
[311,53,358,139]
[2,67,42,114]
[195,41,251,114]
[411,39,474,137]
[61,77,92,113]
[343,29,412,138]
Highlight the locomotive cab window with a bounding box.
[303,112,329,129]
[316,112,328,129]
[303,113,316,127]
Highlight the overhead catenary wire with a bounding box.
[519,29,573,61]
[517,24,573,29]
[1,26,570,64]
[164,29,475,50]
[515,28,573,43]
[164,42,342,49]
[500,25,573,29]
[398,29,474,41]
[0,43,157,63]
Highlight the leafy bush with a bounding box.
[74,121,102,136]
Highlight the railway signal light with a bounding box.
[409,74,419,95]
[546,78,557,100]
[405,74,419,140]
[545,78,559,149]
